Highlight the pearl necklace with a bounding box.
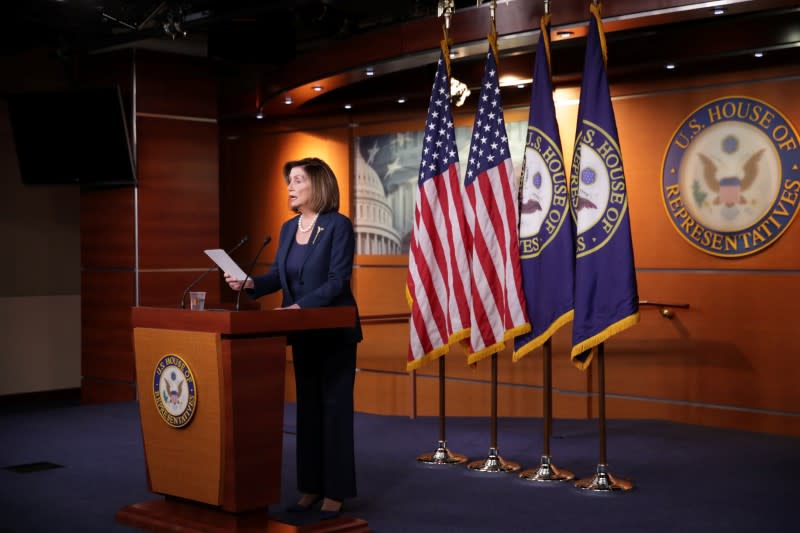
[298,214,317,233]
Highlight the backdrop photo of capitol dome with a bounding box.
[354,122,528,255]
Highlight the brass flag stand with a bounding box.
[519,339,574,482]
[468,353,520,473]
[417,357,468,464]
[574,343,632,491]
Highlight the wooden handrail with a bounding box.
[639,300,689,319]
[639,300,689,309]
[360,313,410,324]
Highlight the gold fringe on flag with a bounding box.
[512,310,573,362]
[570,312,640,369]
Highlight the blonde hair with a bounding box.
[283,157,340,213]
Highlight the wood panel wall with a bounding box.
[219,129,351,288]
[222,64,800,437]
[80,50,218,402]
[79,51,137,402]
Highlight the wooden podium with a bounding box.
[116,306,368,533]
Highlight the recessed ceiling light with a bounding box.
[665,63,676,70]
[344,104,352,109]
[556,30,573,38]
[255,110,264,119]
[754,51,764,58]
[284,96,293,105]
[397,97,406,104]
[449,52,457,59]
[312,85,323,92]
[365,67,375,77]
[517,83,526,88]
[713,7,725,15]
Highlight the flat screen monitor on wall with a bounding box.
[7,86,136,187]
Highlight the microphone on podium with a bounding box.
[235,235,272,311]
[179,235,249,309]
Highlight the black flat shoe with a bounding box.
[317,499,343,520]
[285,495,322,513]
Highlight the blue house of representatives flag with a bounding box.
[513,13,575,362]
[569,3,639,368]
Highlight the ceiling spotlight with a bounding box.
[665,63,676,70]
[284,96,293,105]
[365,67,375,77]
[312,85,323,92]
[344,104,352,109]
[713,7,725,15]
[161,8,188,40]
[556,30,573,38]
[397,97,406,104]
[449,51,457,59]
[173,20,186,37]
[754,51,764,58]
[255,110,264,119]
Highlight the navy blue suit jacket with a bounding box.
[250,211,362,344]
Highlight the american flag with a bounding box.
[463,46,530,365]
[406,50,472,371]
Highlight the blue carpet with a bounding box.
[0,401,796,532]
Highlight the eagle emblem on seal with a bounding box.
[163,371,184,407]
[697,149,764,208]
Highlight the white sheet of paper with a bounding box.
[204,249,248,281]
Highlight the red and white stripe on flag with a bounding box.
[462,48,530,365]
[406,52,472,371]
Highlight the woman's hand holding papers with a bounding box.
[224,272,254,291]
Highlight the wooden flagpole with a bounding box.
[417,356,468,464]
[416,0,467,466]
[468,352,520,472]
[519,339,575,481]
[574,342,633,490]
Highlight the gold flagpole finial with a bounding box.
[439,0,454,34]
[439,0,455,76]
[541,0,552,73]
[482,0,498,57]
[476,0,498,21]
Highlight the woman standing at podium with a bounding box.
[225,157,361,518]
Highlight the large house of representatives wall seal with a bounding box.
[661,96,799,257]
